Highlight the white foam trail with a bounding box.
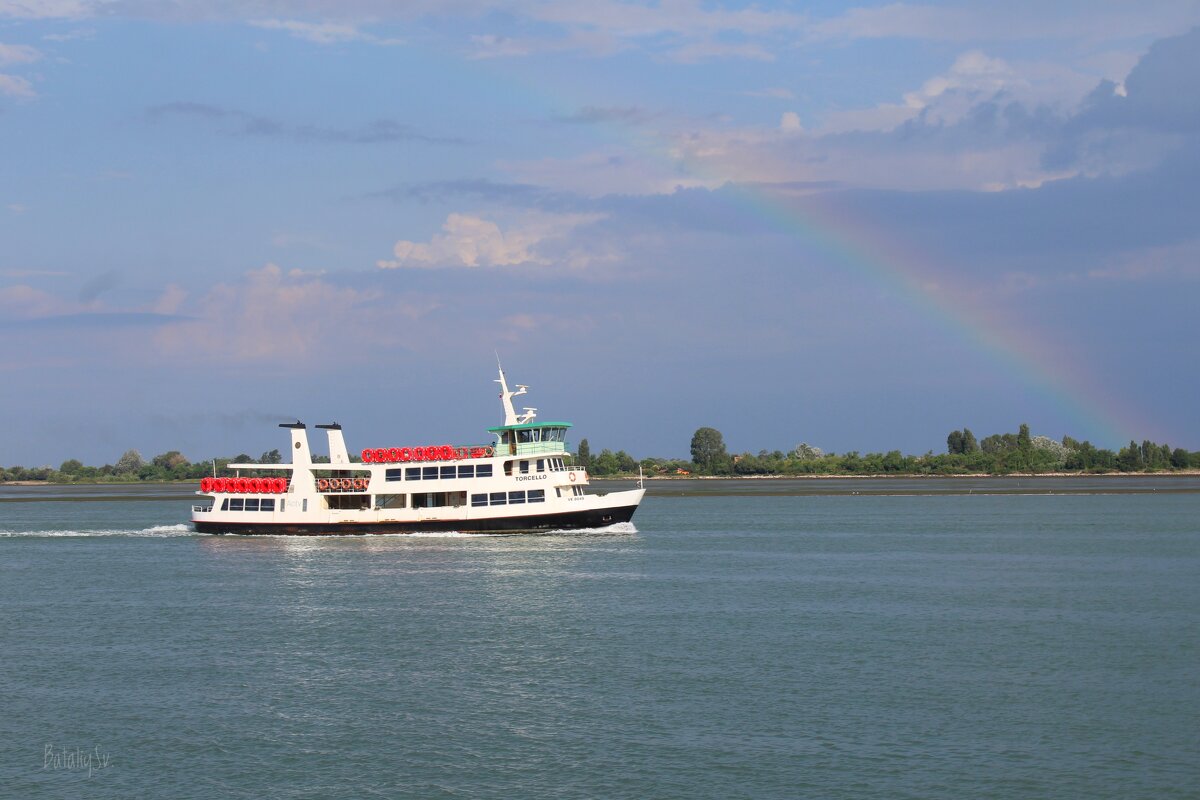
[544,521,639,535]
[0,523,196,538]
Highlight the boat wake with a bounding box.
[543,521,638,536]
[0,523,196,538]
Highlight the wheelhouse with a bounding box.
[488,422,572,456]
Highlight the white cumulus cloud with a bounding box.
[0,73,34,96]
[377,212,603,269]
[0,42,41,64]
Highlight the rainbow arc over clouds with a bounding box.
[470,58,1145,447]
[722,181,1140,447]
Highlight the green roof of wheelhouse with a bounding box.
[487,421,573,433]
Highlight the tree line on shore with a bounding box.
[577,424,1200,477]
[0,449,286,484]
[2,423,1198,483]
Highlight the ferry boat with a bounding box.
[190,368,644,535]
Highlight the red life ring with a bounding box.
[355,478,366,490]
[317,478,329,491]
[385,447,398,462]
[213,478,225,492]
[484,446,494,457]
[370,448,384,463]
[234,478,247,493]
[439,445,453,460]
[398,447,411,462]
[200,478,210,492]
[569,472,577,482]
[361,449,374,463]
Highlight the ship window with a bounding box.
[302,499,308,512]
[574,486,584,496]
[245,498,260,511]
[386,468,403,482]
[503,461,514,476]
[406,467,421,481]
[260,498,275,512]
[489,492,507,506]
[440,466,456,480]
[229,498,244,511]
[508,491,526,504]
[376,494,406,509]
[528,490,545,503]
[476,464,493,478]
[520,460,530,474]
[458,465,475,479]
[517,429,532,443]
[537,459,544,473]
[423,466,438,480]
[220,498,229,511]
[410,491,462,509]
[280,499,286,512]
[471,493,487,507]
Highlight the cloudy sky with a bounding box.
[2,1,1198,466]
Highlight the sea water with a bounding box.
[1,484,1197,798]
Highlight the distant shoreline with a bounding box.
[603,471,1200,480]
[5,471,1200,488]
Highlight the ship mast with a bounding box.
[495,359,536,426]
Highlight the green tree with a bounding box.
[792,443,823,460]
[947,430,964,455]
[259,448,282,464]
[592,449,619,476]
[615,450,637,473]
[577,438,591,468]
[962,428,979,453]
[152,450,189,470]
[1117,441,1142,472]
[1017,423,1032,452]
[59,459,84,475]
[115,449,144,474]
[690,427,729,474]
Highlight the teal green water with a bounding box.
[2,487,1197,798]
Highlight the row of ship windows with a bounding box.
[471,490,545,507]
[386,464,494,482]
[222,498,277,512]
[383,458,568,482]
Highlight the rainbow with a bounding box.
[456,58,1147,446]
[721,181,1142,447]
